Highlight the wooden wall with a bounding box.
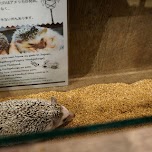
[68,0,152,78]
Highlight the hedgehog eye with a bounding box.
[40,38,44,42]
[63,118,67,122]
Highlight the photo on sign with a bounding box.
[0,24,64,55]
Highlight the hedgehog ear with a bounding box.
[51,97,57,104]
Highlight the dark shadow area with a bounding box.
[68,0,111,78]
[68,0,152,78]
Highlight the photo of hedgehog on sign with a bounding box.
[9,25,64,54]
[0,25,64,55]
[0,33,9,55]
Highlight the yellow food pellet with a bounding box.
[0,79,152,128]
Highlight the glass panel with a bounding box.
[0,116,152,146]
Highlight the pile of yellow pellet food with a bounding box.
[0,79,152,127]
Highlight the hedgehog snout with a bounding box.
[67,112,75,122]
[57,106,75,128]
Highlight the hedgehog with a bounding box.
[14,26,39,41]
[9,26,64,54]
[43,60,59,69]
[0,97,75,136]
[0,33,9,55]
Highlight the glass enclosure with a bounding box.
[0,0,152,149]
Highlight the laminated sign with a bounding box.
[0,0,68,90]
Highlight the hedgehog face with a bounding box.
[54,106,75,128]
[15,38,47,53]
[46,97,75,130]
[45,0,56,9]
